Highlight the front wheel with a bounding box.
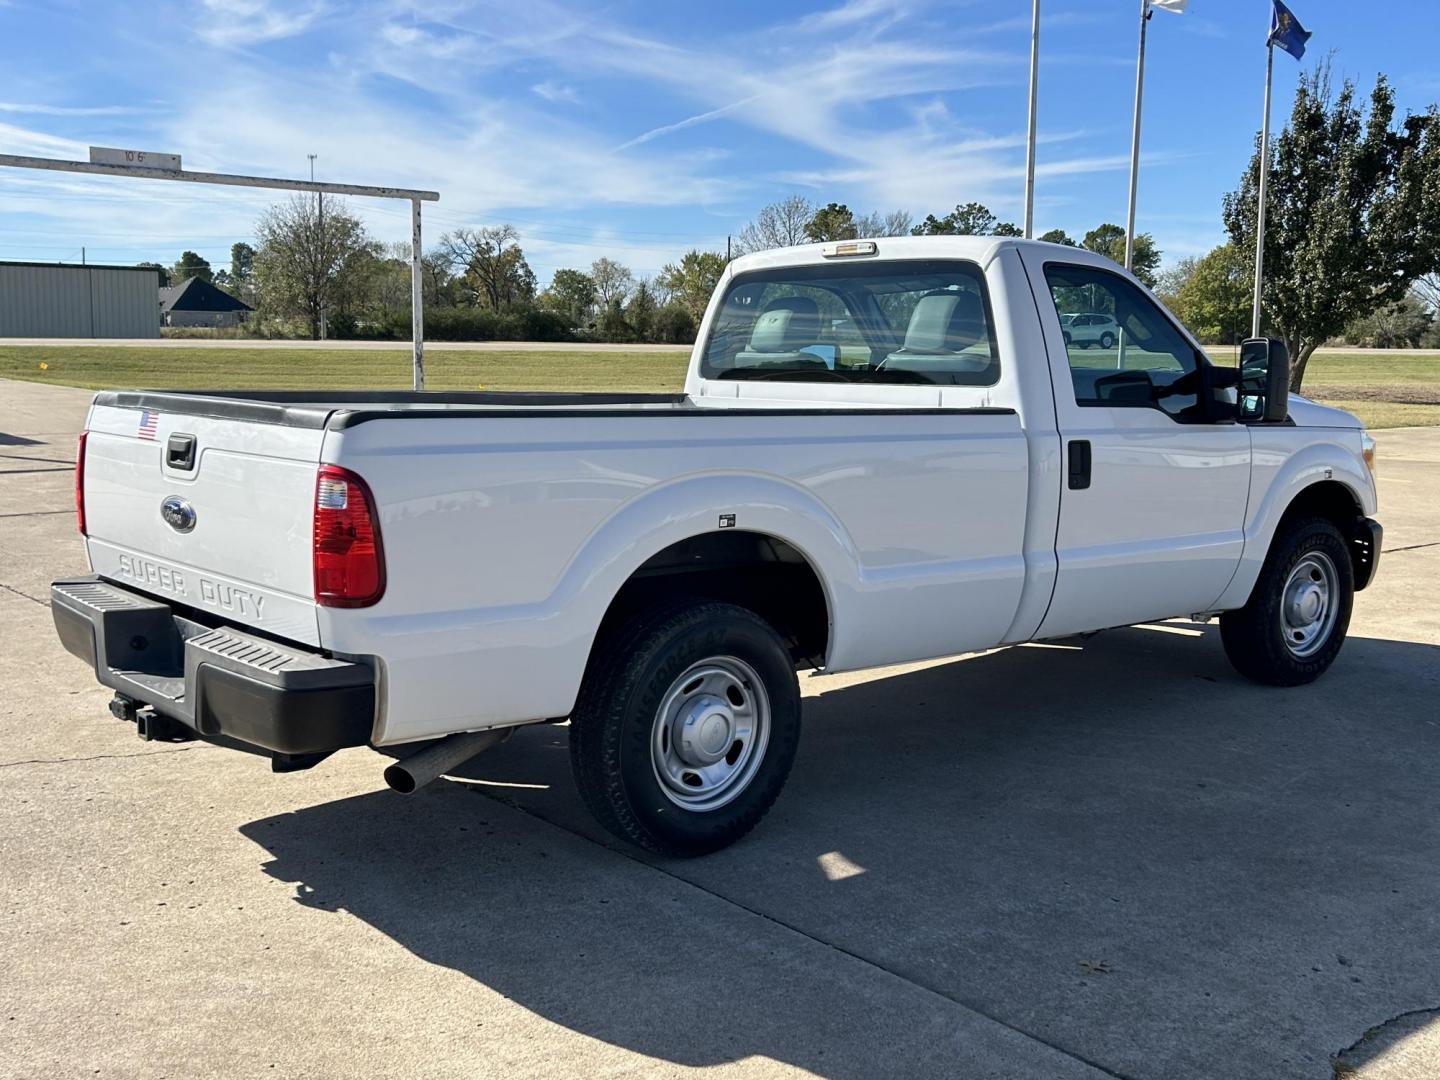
[1220,516,1353,686]
[1099,331,1116,349]
[570,601,801,856]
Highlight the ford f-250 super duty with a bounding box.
[52,236,1382,855]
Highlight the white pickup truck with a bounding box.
[53,236,1382,855]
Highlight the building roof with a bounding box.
[159,276,254,314]
[0,259,165,275]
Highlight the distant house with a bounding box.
[160,277,254,328]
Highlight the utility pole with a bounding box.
[1124,0,1150,270]
[309,153,326,341]
[1022,0,1040,238]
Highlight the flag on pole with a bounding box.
[1270,0,1311,59]
[1150,0,1187,13]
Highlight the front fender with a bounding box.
[1213,432,1373,611]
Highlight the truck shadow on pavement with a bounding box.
[242,622,1440,1079]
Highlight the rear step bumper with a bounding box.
[51,576,375,756]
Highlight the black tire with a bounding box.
[1063,331,1073,347]
[1099,331,1116,349]
[569,601,801,856]
[1220,516,1353,686]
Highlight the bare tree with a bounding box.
[1414,273,1440,313]
[439,225,536,309]
[734,194,814,255]
[590,257,634,307]
[855,209,913,239]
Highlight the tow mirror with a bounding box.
[1238,337,1290,423]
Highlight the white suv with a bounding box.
[1060,312,1118,349]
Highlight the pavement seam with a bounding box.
[0,466,72,476]
[489,793,1135,1080]
[0,582,50,608]
[0,453,75,466]
[1382,541,1440,554]
[0,508,73,519]
[0,746,198,769]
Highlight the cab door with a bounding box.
[1019,251,1252,638]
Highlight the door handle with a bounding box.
[1068,440,1091,490]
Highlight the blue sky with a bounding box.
[2,0,1437,284]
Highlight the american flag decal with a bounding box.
[138,409,159,440]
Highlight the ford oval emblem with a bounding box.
[160,495,196,533]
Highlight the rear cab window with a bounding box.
[699,259,1000,387]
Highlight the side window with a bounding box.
[1043,263,1203,418]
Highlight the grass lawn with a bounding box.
[2,343,1436,428]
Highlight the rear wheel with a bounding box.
[1221,516,1353,686]
[570,601,801,856]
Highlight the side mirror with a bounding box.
[1238,337,1290,423]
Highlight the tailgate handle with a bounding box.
[166,434,197,471]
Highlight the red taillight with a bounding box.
[313,464,385,607]
[75,431,88,536]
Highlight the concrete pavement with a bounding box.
[2,377,1437,1079]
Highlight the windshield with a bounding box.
[699,259,1000,386]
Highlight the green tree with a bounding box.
[1223,65,1440,389]
[1167,243,1251,346]
[1039,228,1077,247]
[1343,290,1434,347]
[658,250,726,321]
[625,278,658,340]
[598,297,631,342]
[804,203,859,242]
[439,225,536,310]
[230,242,255,282]
[912,202,1020,237]
[651,303,697,344]
[590,257,633,307]
[540,268,597,329]
[1081,223,1161,288]
[253,194,379,339]
[171,250,212,284]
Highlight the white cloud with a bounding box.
[0,102,152,117]
[196,0,327,47]
[531,81,581,106]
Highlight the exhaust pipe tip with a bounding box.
[382,728,509,795]
[382,761,420,794]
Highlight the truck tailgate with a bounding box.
[82,399,325,645]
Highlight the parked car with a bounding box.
[1061,312,1119,348]
[53,236,1381,856]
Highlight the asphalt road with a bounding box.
[2,378,1437,1079]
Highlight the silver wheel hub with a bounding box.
[651,656,770,812]
[1281,552,1338,658]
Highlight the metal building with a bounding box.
[0,261,162,338]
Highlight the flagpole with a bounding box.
[1023,0,1040,238]
[1124,0,1149,270]
[1251,39,1275,338]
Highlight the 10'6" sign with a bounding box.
[89,146,182,171]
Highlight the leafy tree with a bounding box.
[171,250,212,284]
[253,194,379,339]
[804,203,859,242]
[735,195,815,254]
[1039,228,1077,247]
[1223,65,1440,389]
[1081,223,1161,287]
[1167,243,1251,346]
[598,297,631,342]
[1154,256,1198,302]
[912,202,1020,237]
[1343,290,1434,347]
[590,257,633,307]
[137,261,170,287]
[230,242,255,282]
[540,268,597,328]
[626,278,658,340]
[658,250,726,321]
[439,225,536,310]
[651,303,697,344]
